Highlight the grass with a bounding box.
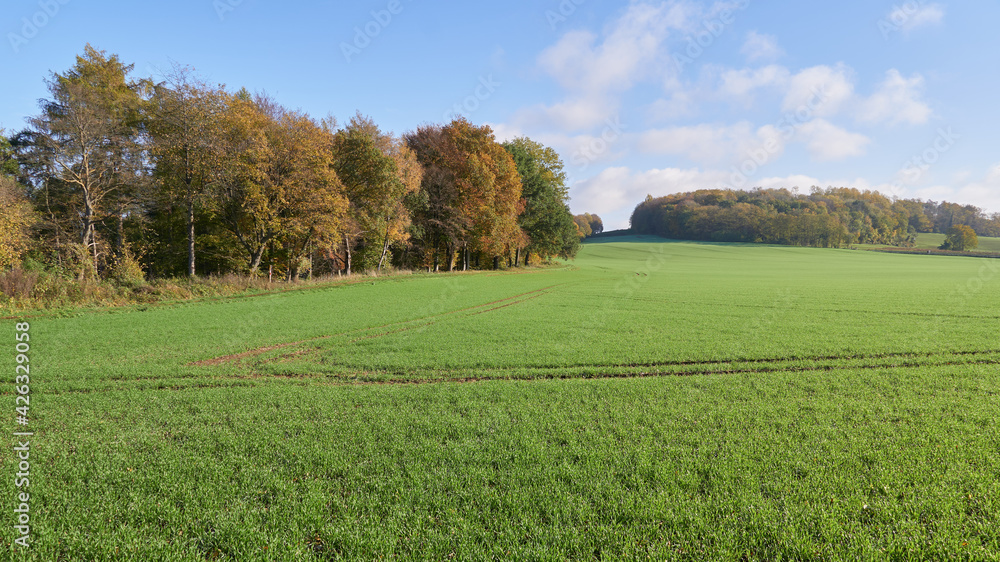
[3,236,999,559]
[0,265,426,315]
[912,233,1000,253]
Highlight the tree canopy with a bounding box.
[940,225,978,251]
[630,188,1000,248]
[4,47,580,280]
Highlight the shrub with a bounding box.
[108,248,147,288]
[0,268,39,300]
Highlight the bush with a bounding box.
[0,268,39,300]
[108,248,147,288]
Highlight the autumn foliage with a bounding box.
[2,46,580,283]
[631,188,1000,248]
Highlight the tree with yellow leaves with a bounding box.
[208,93,347,275]
[0,175,35,270]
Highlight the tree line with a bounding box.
[0,45,585,281]
[630,187,1000,248]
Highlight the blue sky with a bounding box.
[3,0,997,229]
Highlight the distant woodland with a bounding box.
[0,45,590,291]
[630,187,999,249]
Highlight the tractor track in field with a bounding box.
[337,349,1000,375]
[188,285,564,366]
[28,349,1000,394]
[322,352,1000,385]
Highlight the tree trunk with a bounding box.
[343,233,352,276]
[524,251,530,267]
[248,246,266,275]
[377,224,391,273]
[82,196,98,275]
[187,195,196,277]
[446,243,455,272]
[493,256,500,270]
[116,211,125,260]
[514,248,520,268]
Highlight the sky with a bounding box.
[3,0,998,230]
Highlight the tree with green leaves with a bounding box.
[502,137,579,264]
[149,67,228,276]
[0,131,19,177]
[331,113,421,274]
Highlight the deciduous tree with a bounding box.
[332,113,421,274]
[940,224,978,251]
[149,67,227,276]
[503,137,579,263]
[21,44,148,273]
[0,175,35,270]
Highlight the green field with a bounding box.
[4,237,1000,560]
[913,233,1000,253]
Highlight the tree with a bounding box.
[405,125,466,271]
[588,214,604,235]
[0,175,35,270]
[940,224,978,251]
[503,137,579,263]
[573,213,603,238]
[268,109,349,280]
[20,44,148,274]
[0,131,18,177]
[148,67,227,276]
[331,113,420,274]
[442,119,524,269]
[207,94,347,275]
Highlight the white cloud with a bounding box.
[796,119,871,161]
[887,3,945,34]
[487,122,523,144]
[570,166,730,225]
[718,64,790,98]
[857,70,932,126]
[648,92,697,120]
[741,31,784,62]
[639,122,750,163]
[488,124,629,171]
[782,64,855,118]
[538,3,688,96]
[915,164,1000,213]
[508,97,618,132]
[638,121,788,166]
